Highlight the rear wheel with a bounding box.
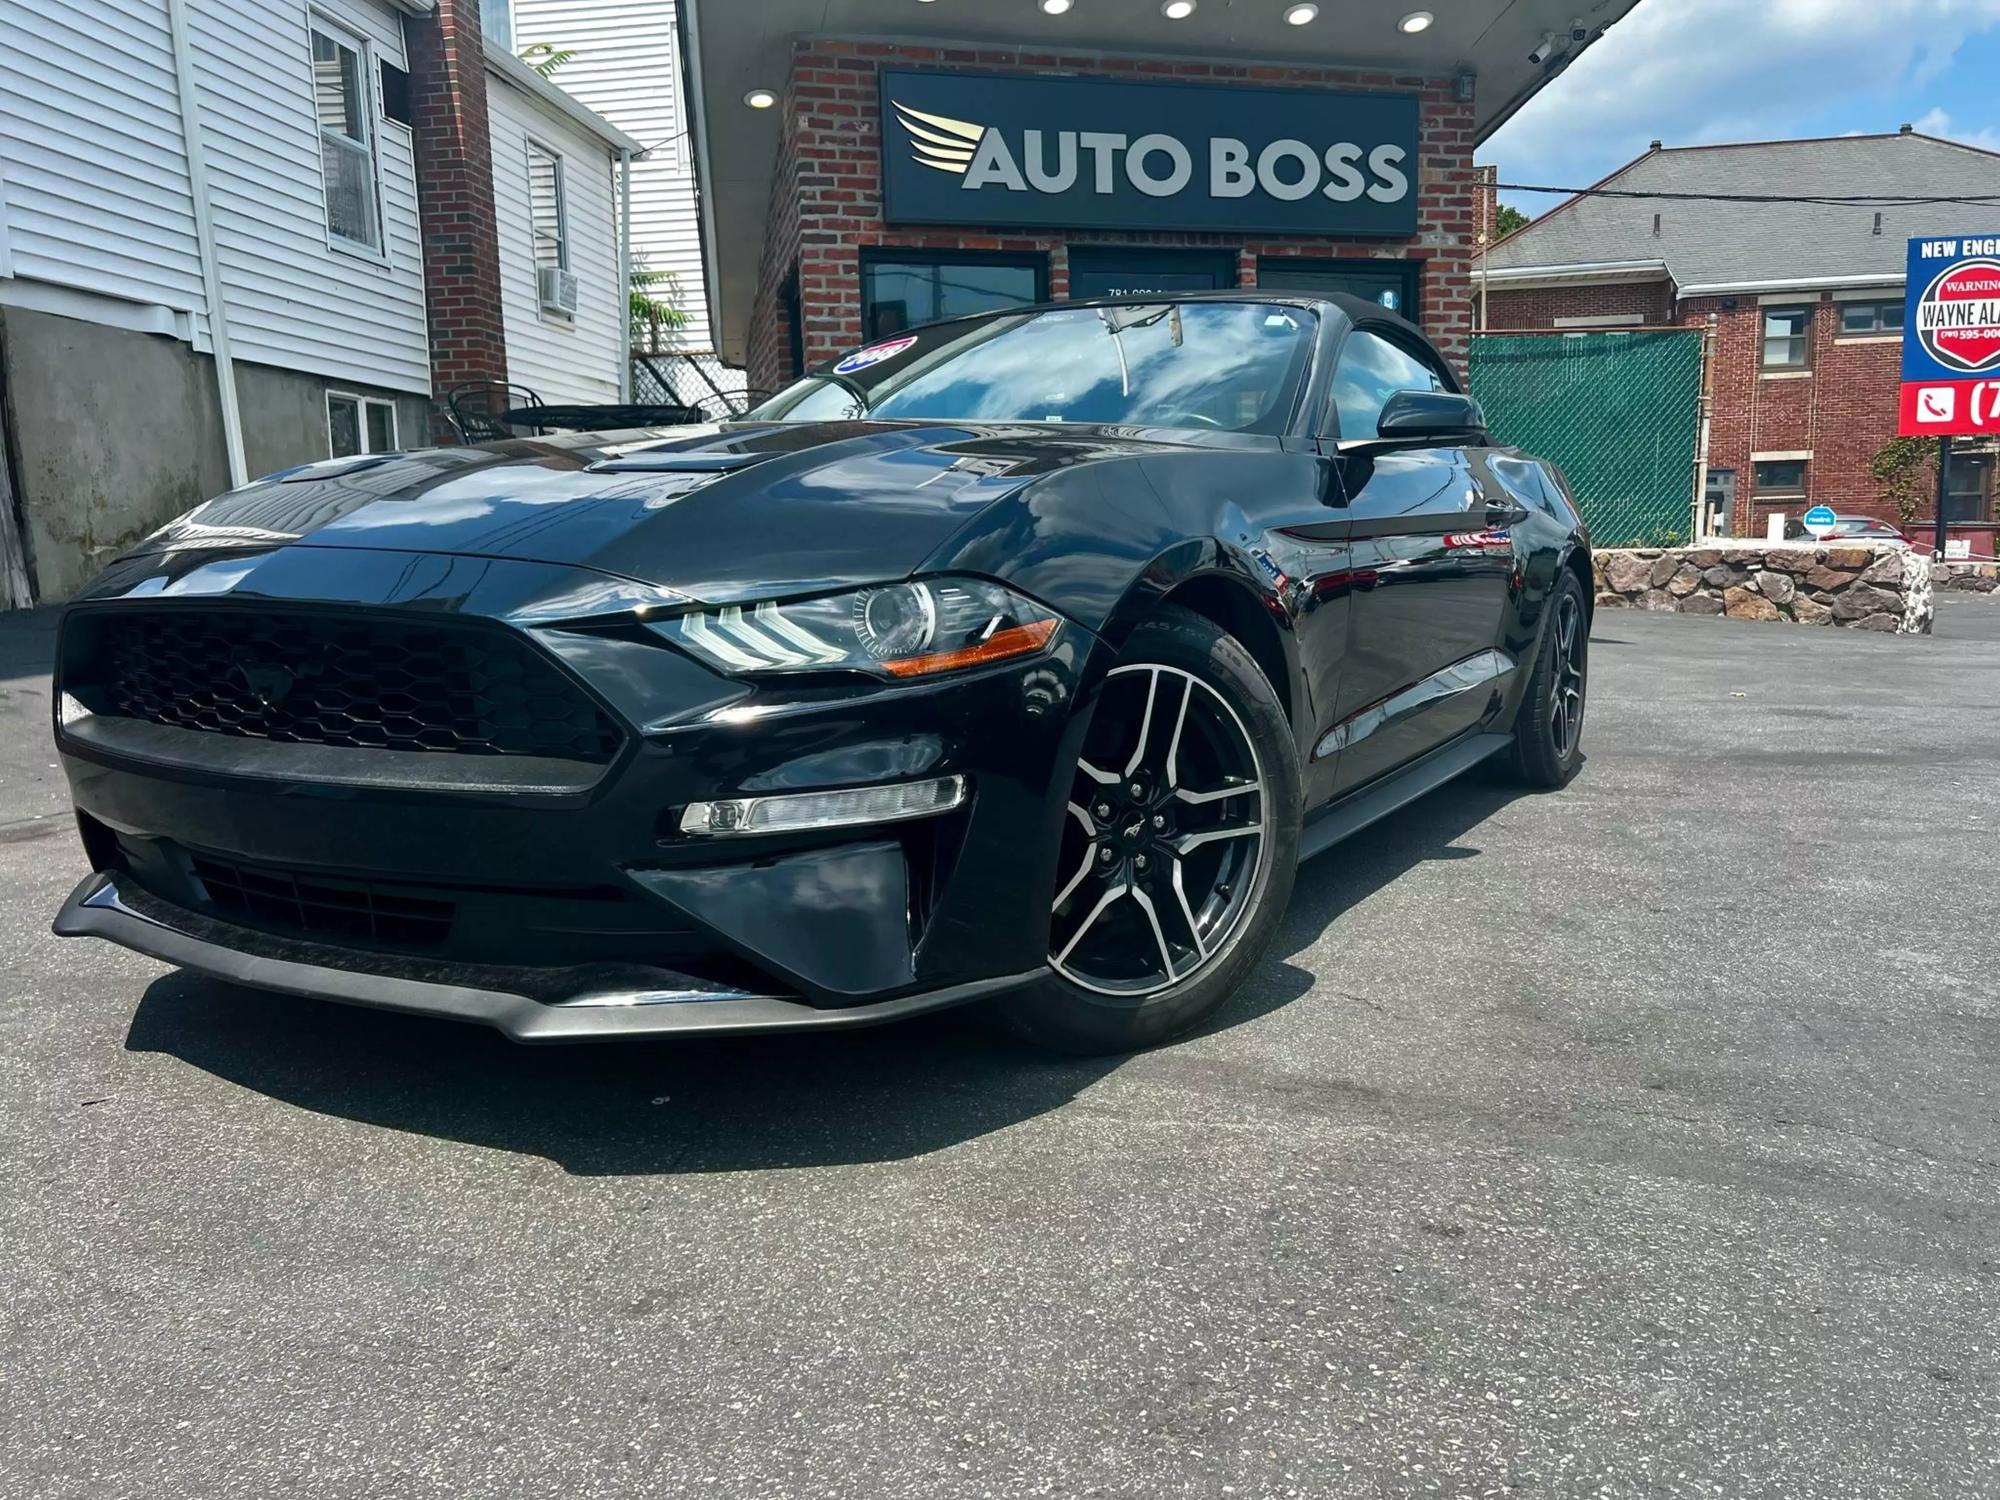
[1510,570,1588,787]
[1002,607,1300,1055]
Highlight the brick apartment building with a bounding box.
[671,0,1646,399]
[1477,129,2000,548]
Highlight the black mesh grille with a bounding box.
[191,855,455,950]
[94,611,622,762]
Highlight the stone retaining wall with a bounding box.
[1933,560,1999,593]
[1591,541,1932,634]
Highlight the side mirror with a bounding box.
[1376,389,1488,443]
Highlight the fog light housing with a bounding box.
[679,775,967,837]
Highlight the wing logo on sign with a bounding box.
[893,103,986,178]
[1916,258,2000,374]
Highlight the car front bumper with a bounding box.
[51,547,1102,1038]
[54,870,1040,1041]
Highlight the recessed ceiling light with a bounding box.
[743,88,776,109]
[1041,0,1073,13]
[1283,4,1318,24]
[1162,0,1196,16]
[1398,9,1433,32]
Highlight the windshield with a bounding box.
[749,301,1316,435]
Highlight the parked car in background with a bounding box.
[1784,514,1910,544]
[52,293,1591,1055]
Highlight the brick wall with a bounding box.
[1474,164,1498,250]
[1680,295,1914,535]
[1482,279,1673,330]
[406,0,507,436]
[748,41,1478,393]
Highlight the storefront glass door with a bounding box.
[1256,258,1421,325]
[1067,248,1238,301]
[862,253,1047,341]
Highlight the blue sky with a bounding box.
[1485,0,2000,215]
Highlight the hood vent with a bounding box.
[587,452,777,475]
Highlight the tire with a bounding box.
[1001,605,1302,1055]
[1510,568,1588,788]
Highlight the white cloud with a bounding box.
[1487,0,2000,193]
[1913,106,2000,152]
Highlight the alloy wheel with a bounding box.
[1049,665,1268,999]
[1552,591,1585,759]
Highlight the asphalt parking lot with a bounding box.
[4,600,1998,1500]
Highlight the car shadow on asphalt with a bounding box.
[121,773,1531,1177]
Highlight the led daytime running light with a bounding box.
[662,578,1060,679]
[680,775,968,836]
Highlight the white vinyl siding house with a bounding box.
[0,0,637,604]
[0,2,207,328]
[485,47,633,405]
[0,0,429,392]
[0,0,433,604]
[512,0,733,381]
[191,0,431,394]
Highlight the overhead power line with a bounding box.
[1495,182,2000,208]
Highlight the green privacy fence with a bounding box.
[1467,329,1705,548]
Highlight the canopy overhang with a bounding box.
[681,0,1645,366]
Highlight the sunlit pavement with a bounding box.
[4,600,1997,1499]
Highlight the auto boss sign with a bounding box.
[1899,235,2000,436]
[878,70,1419,236]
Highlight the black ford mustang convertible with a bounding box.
[53,293,1589,1053]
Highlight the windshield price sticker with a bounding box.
[834,337,919,376]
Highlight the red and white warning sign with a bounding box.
[1914,257,2000,374]
[1900,238,2000,435]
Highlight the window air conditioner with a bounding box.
[538,266,579,316]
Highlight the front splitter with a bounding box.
[53,872,1043,1044]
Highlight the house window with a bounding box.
[310,22,381,253]
[1839,299,1905,335]
[527,141,569,277]
[860,252,1045,342]
[379,61,413,128]
[1945,455,1993,524]
[1753,459,1807,496]
[481,0,514,47]
[1761,306,1811,369]
[327,392,399,458]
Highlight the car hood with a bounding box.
[133,421,1205,605]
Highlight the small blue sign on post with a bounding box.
[1802,504,1839,539]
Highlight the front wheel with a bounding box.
[1001,607,1300,1055]
[1510,570,1588,787]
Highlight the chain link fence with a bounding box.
[631,351,769,419]
[1468,329,1705,548]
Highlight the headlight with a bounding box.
[658,577,1060,679]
